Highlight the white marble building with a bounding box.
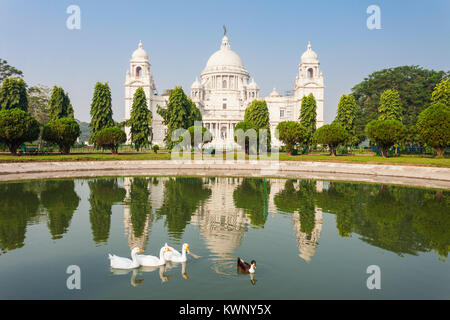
[124,34,324,147]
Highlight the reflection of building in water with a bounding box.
[191,177,250,260]
[292,208,323,262]
[123,177,154,250]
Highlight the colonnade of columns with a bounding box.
[204,122,237,141]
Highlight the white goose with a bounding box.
[136,246,171,267]
[163,243,190,263]
[108,247,142,269]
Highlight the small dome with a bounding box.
[191,77,202,89]
[205,36,245,69]
[301,41,318,63]
[269,88,281,97]
[132,41,149,61]
[247,78,259,89]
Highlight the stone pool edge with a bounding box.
[1,160,449,189]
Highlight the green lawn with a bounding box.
[0,151,449,167]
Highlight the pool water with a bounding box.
[0,177,448,299]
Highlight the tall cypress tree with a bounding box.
[0,77,28,112]
[378,89,402,121]
[335,94,359,146]
[244,99,271,150]
[299,94,317,150]
[90,82,114,144]
[48,86,72,122]
[157,86,201,149]
[129,87,152,151]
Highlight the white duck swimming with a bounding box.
[163,243,190,262]
[136,246,171,267]
[108,247,142,269]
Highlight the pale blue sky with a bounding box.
[0,0,449,123]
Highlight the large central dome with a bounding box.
[202,36,248,76]
[206,36,244,68]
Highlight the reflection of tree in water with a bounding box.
[88,179,126,244]
[0,183,40,253]
[157,178,211,239]
[233,178,270,228]
[274,180,316,235]
[126,178,152,238]
[273,179,321,262]
[315,182,450,259]
[41,180,80,240]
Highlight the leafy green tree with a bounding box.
[335,94,359,146]
[366,119,406,157]
[181,125,212,150]
[48,86,72,122]
[152,144,159,153]
[0,59,23,83]
[94,127,127,154]
[313,123,348,156]
[416,102,450,156]
[431,78,450,106]
[276,121,307,155]
[41,180,80,240]
[299,94,317,151]
[234,120,259,154]
[88,179,126,244]
[352,66,448,137]
[90,82,114,144]
[0,108,40,155]
[27,85,51,124]
[243,99,271,151]
[129,87,152,151]
[157,86,201,149]
[378,89,402,121]
[42,117,80,154]
[0,77,28,112]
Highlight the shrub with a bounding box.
[152,144,159,154]
[276,121,307,155]
[313,123,348,156]
[365,119,406,157]
[93,127,126,154]
[416,102,450,156]
[42,117,80,154]
[0,108,40,155]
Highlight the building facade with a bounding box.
[124,35,324,147]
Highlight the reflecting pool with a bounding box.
[0,177,448,299]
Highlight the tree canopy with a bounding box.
[42,117,80,154]
[299,94,317,150]
[0,77,28,112]
[352,65,448,137]
[129,87,152,151]
[157,86,201,149]
[48,86,73,122]
[313,123,348,156]
[0,108,40,155]
[0,59,23,83]
[90,82,114,144]
[378,89,402,121]
[416,102,450,156]
[365,119,406,157]
[335,94,359,146]
[276,121,307,155]
[431,78,450,106]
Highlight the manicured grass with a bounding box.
[0,151,449,167]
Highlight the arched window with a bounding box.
[223,80,227,89]
[136,66,142,78]
[307,68,314,79]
